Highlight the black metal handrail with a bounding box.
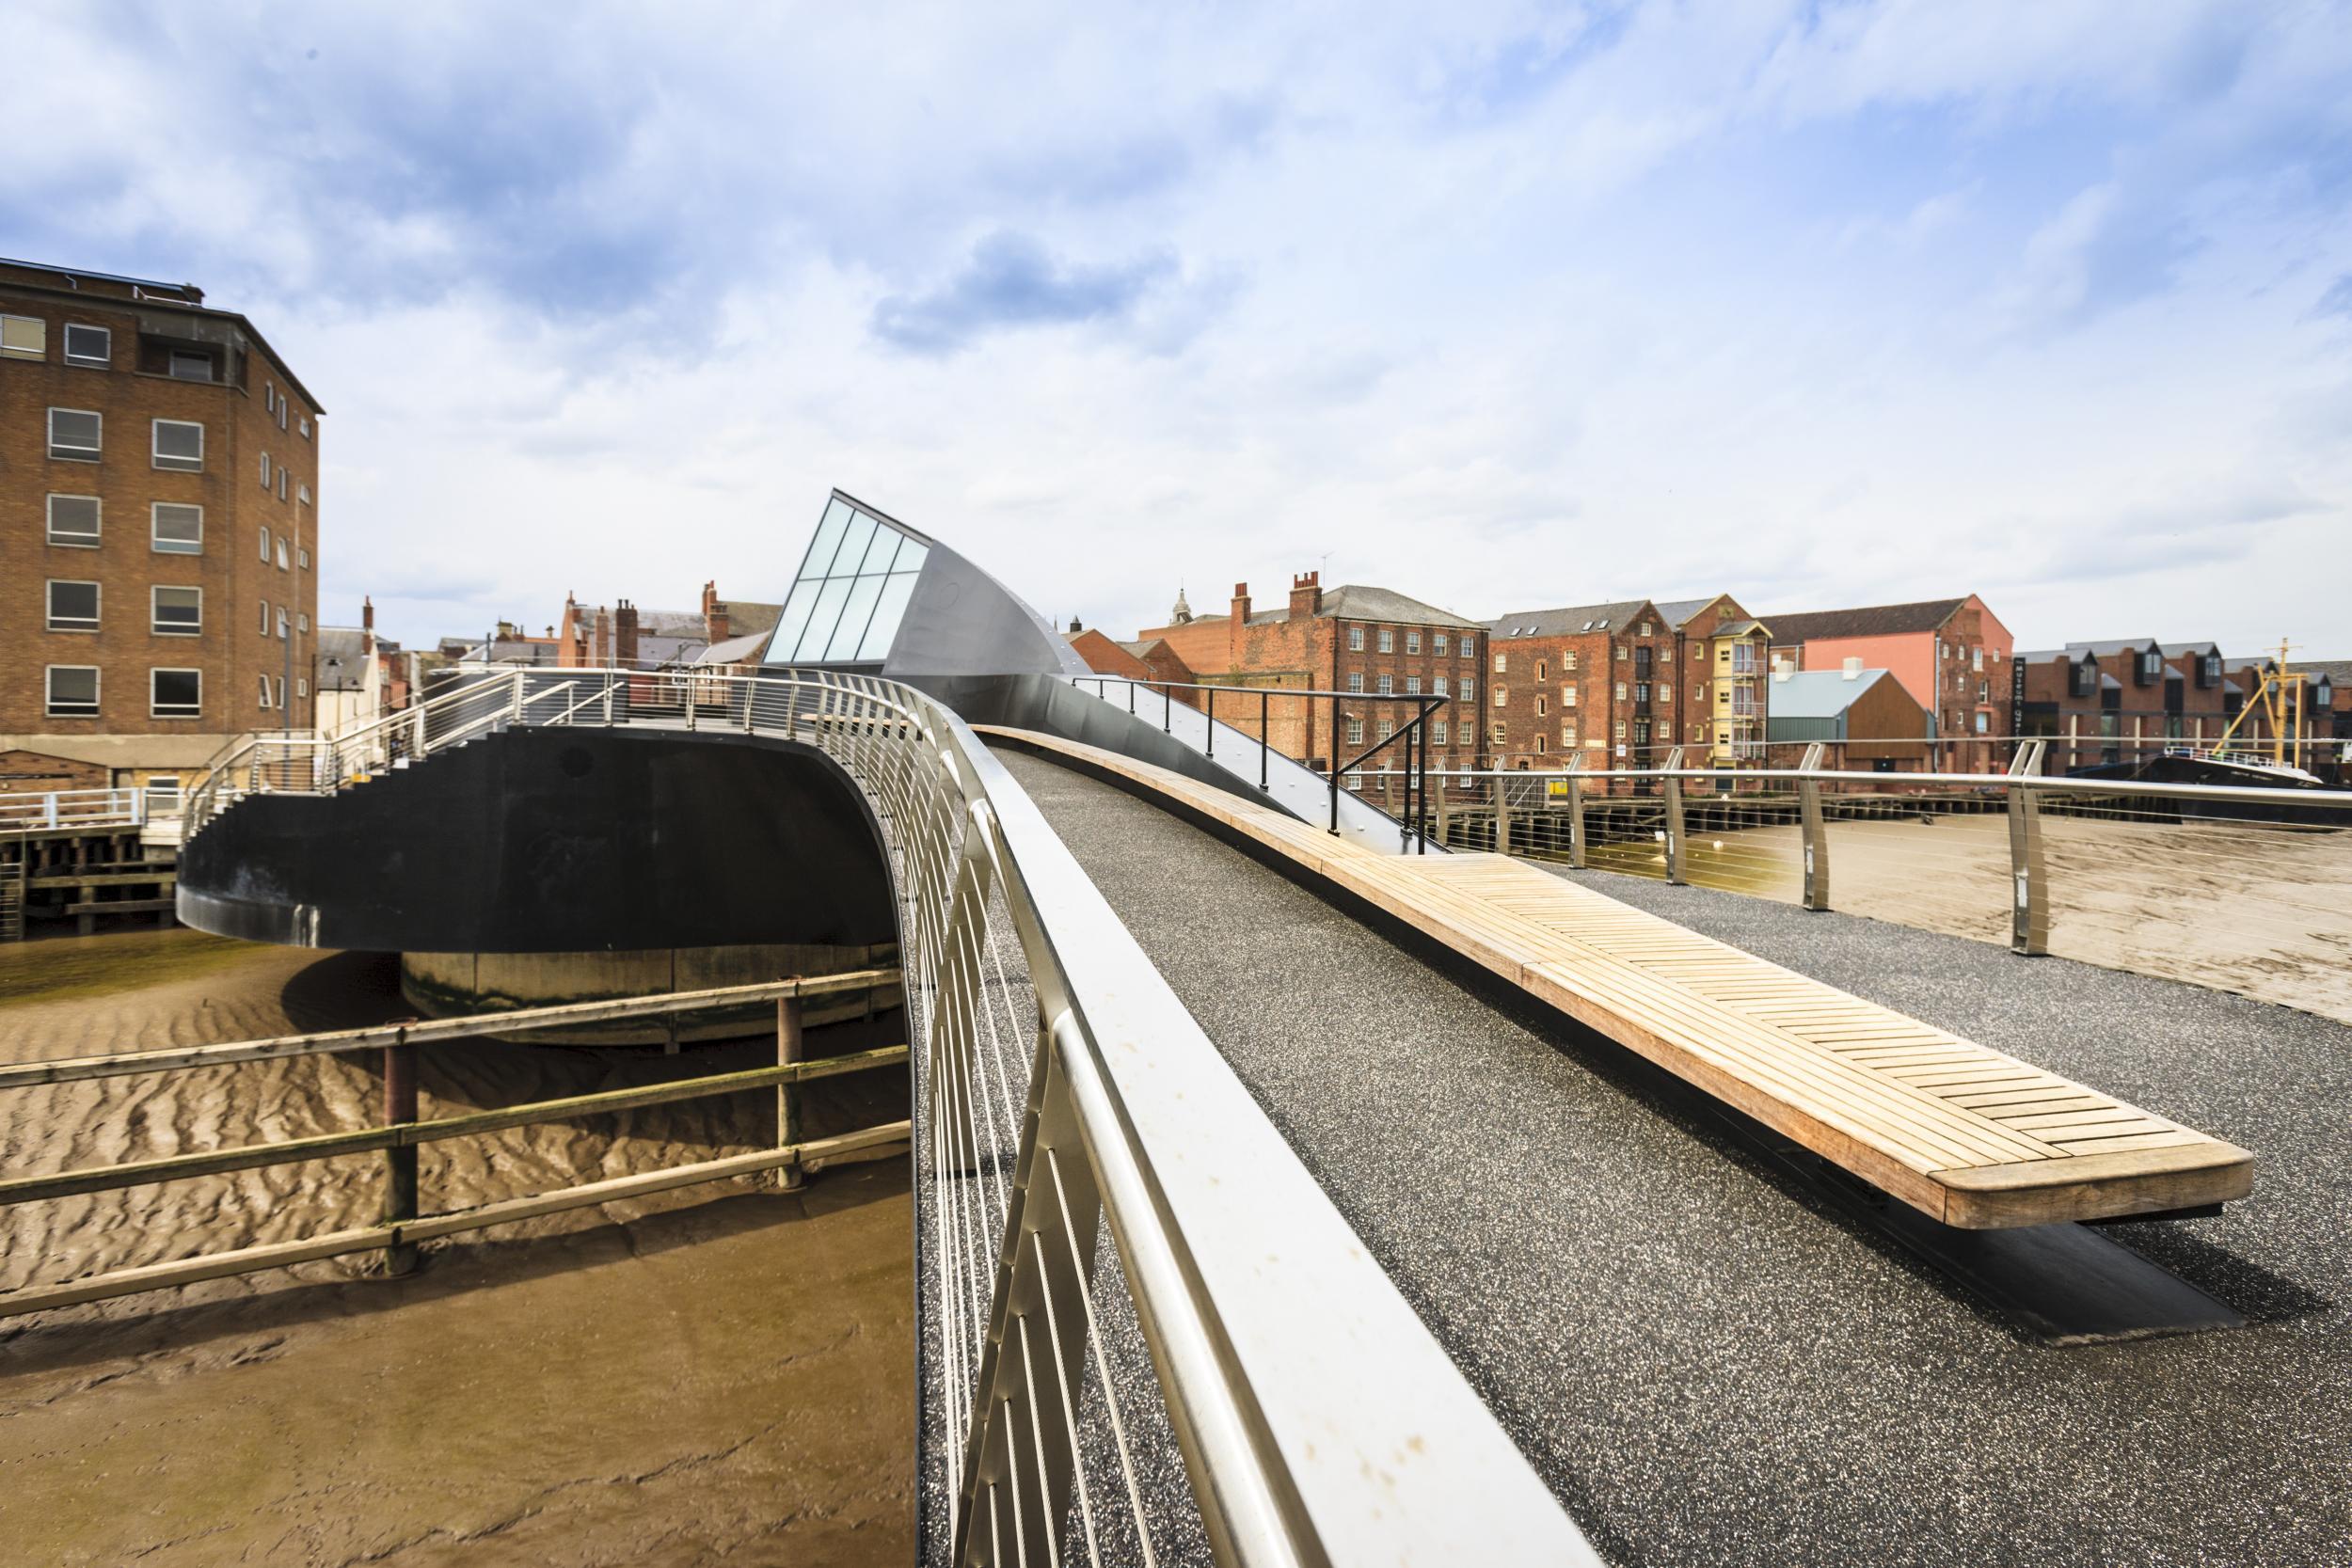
[1073,675,1449,852]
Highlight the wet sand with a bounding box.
[0,928,914,1565]
[1583,812,2352,1024]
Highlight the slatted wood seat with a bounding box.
[979,728,2253,1228]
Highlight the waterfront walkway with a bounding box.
[993,744,2352,1567]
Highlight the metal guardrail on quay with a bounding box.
[177,666,1597,1567]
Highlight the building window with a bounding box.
[1377,675,1394,695]
[1615,682,1627,701]
[47,579,100,631]
[1431,675,1447,697]
[1346,773,1362,791]
[1459,678,1474,705]
[151,668,202,718]
[1494,653,1508,673]
[1349,626,1364,651]
[1377,720,1393,742]
[265,384,277,414]
[1534,736,1548,755]
[261,451,272,488]
[1434,721,1449,745]
[1460,637,1475,661]
[1975,711,1989,734]
[260,599,271,635]
[1493,686,1508,706]
[152,585,202,635]
[152,502,203,554]
[1406,630,1421,654]
[2,313,47,358]
[46,495,101,546]
[1660,685,1672,704]
[1347,673,1363,693]
[1563,725,1577,748]
[152,419,204,471]
[278,608,290,639]
[1660,645,1672,663]
[48,407,102,460]
[1535,694,1548,717]
[296,677,309,698]
[1973,647,1985,672]
[298,546,311,569]
[277,676,288,708]
[63,324,110,367]
[297,612,310,633]
[260,525,272,562]
[1640,622,1653,637]
[1565,651,1578,671]
[46,666,100,717]
[1376,627,1393,652]
[278,469,289,501]
[167,350,215,382]
[1489,722,1507,746]
[297,485,310,507]
[1616,642,1629,662]
[259,674,274,709]
[277,539,290,570]
[1535,659,1548,681]
[278,398,288,432]
[1435,633,1449,656]
[300,417,311,438]
[1564,686,1578,707]
[1346,718,1364,745]
[1406,676,1422,694]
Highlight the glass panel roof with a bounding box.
[772,496,930,665]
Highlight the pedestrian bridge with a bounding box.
[157,657,2352,1566]
[151,495,2345,1564]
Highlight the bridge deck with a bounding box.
[977,727,2250,1227]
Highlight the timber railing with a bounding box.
[175,666,1594,1565]
[1427,745,2352,1013]
[0,973,910,1319]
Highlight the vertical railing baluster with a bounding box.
[2010,783,2048,956]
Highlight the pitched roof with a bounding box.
[313,626,371,691]
[1488,599,1653,641]
[1650,595,1720,630]
[1763,598,1966,644]
[2160,641,2223,658]
[718,599,785,636]
[2065,638,2163,657]
[2300,657,2352,685]
[695,628,771,665]
[1767,668,1894,721]
[1242,584,1483,630]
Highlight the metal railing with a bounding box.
[1069,674,1451,851]
[0,785,177,832]
[1426,743,2352,1023]
[183,666,1593,1566]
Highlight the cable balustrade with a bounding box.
[180,665,1593,1567]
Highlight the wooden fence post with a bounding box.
[382,1036,419,1276]
[777,990,805,1192]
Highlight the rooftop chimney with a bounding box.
[361,595,374,634]
[1289,570,1322,620]
[702,580,729,642]
[615,599,640,668]
[1842,657,1864,680]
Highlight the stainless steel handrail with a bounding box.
[184,665,1595,1567]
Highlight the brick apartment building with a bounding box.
[1,259,322,796]
[1485,599,1681,780]
[1764,595,2012,770]
[1129,574,1484,804]
[2013,639,2233,771]
[1654,594,1772,767]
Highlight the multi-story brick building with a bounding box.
[1485,599,1680,781]
[1,259,322,794]
[1764,595,2012,770]
[1130,572,1484,806]
[1654,594,1772,767]
[2012,638,2233,771]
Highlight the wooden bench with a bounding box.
[979,727,2254,1228]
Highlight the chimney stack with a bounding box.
[361,595,374,634]
[1842,657,1864,680]
[703,580,729,642]
[615,600,639,668]
[1289,570,1322,620]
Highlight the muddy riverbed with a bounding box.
[0,927,915,1566]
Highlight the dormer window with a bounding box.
[2200,655,2220,687]
[2137,650,2162,685]
[2071,659,2096,699]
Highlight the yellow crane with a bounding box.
[2214,638,2309,768]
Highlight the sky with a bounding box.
[8,0,2351,657]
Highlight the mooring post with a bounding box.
[1568,775,1586,868]
[777,988,805,1191]
[1800,775,1831,911]
[382,1035,420,1277]
[2009,783,2048,956]
[1662,753,1688,885]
